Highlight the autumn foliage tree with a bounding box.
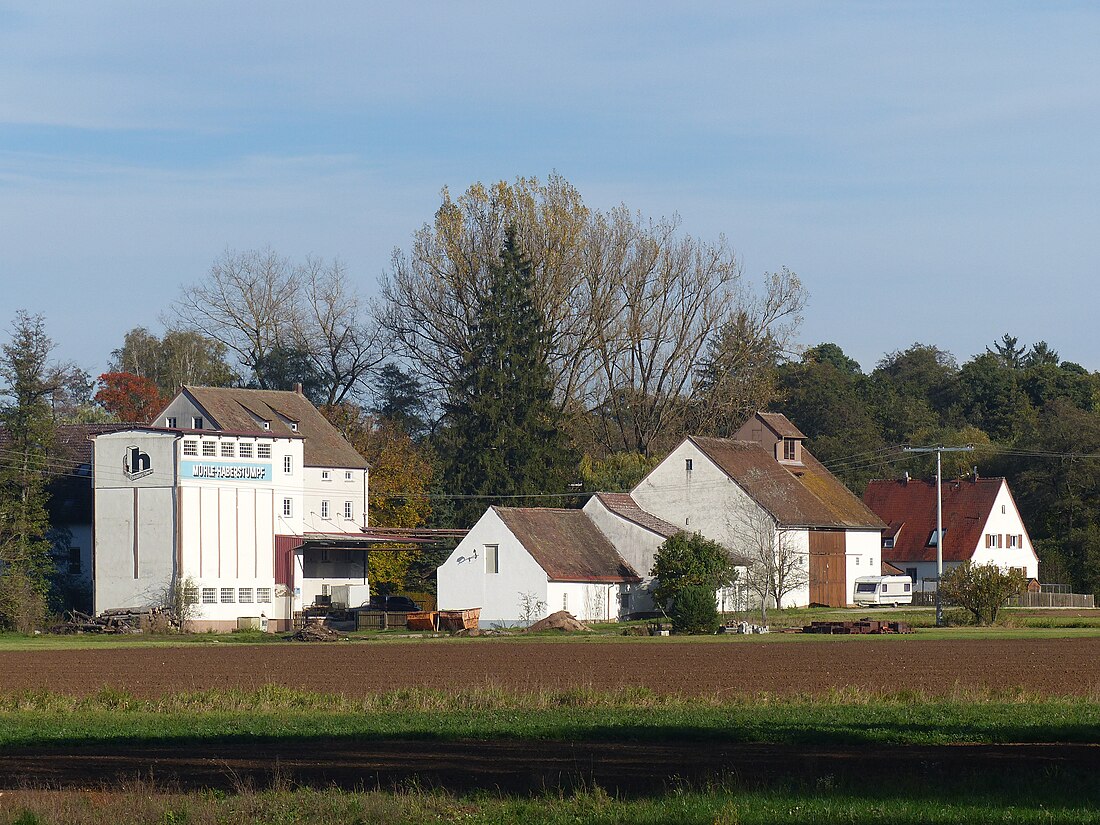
[95,372,165,423]
[323,404,434,593]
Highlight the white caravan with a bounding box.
[852,575,913,607]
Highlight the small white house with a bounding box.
[437,506,642,626]
[863,475,1039,589]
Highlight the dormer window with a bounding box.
[262,421,270,431]
[883,537,894,548]
[927,528,947,547]
[290,422,298,432]
[783,438,796,460]
[192,416,203,430]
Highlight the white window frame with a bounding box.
[239,443,253,458]
[257,443,272,459]
[183,440,198,456]
[256,588,272,604]
[344,501,354,520]
[321,470,331,481]
[201,587,217,604]
[320,500,330,519]
[192,416,203,429]
[283,498,293,518]
[220,587,235,604]
[283,455,293,474]
[220,442,235,458]
[485,544,499,574]
[202,441,217,457]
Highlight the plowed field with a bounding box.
[2,636,1098,697]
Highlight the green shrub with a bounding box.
[670,585,718,634]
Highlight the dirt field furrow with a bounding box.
[2,637,1098,697]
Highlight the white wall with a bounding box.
[632,440,761,553]
[546,582,620,623]
[972,481,1039,579]
[93,431,179,613]
[437,508,549,625]
[582,496,665,614]
[302,466,367,534]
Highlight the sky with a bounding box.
[1,1,1098,376]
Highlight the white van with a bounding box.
[853,575,913,607]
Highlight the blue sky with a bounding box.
[2,2,1098,375]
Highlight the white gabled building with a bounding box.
[631,413,886,609]
[437,506,642,625]
[863,475,1039,589]
[93,386,370,630]
[438,413,884,617]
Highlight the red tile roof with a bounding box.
[687,437,885,530]
[493,507,641,583]
[863,477,1006,563]
[593,493,682,538]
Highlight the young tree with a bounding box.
[0,312,57,631]
[939,561,1027,625]
[650,531,736,611]
[731,508,806,625]
[437,227,577,527]
[670,584,720,634]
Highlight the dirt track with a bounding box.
[2,636,1099,698]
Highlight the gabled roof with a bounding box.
[592,493,682,538]
[882,561,906,576]
[757,412,807,440]
[686,436,885,530]
[168,386,367,469]
[493,507,641,583]
[863,477,1007,563]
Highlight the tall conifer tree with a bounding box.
[0,312,57,629]
[439,228,576,526]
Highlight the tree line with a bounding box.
[3,174,1100,624]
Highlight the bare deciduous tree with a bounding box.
[173,247,301,381]
[172,249,384,404]
[730,507,807,625]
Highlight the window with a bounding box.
[284,455,293,474]
[220,588,235,604]
[883,537,894,548]
[262,421,270,431]
[904,583,911,593]
[927,528,947,547]
[202,441,216,457]
[485,544,499,574]
[905,567,918,583]
[345,471,353,481]
[283,498,293,518]
[563,593,569,611]
[1007,534,1018,548]
[165,417,177,428]
[256,588,272,603]
[202,587,217,604]
[183,440,198,456]
[184,586,199,605]
[783,437,797,461]
[855,583,877,593]
[320,500,329,519]
[238,588,253,604]
[1002,505,1006,514]
[855,556,860,566]
[257,444,272,459]
[321,470,330,481]
[685,458,693,472]
[344,501,354,520]
[290,422,298,432]
[220,442,235,458]
[67,547,81,575]
[192,416,203,429]
[239,443,253,458]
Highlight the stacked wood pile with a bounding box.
[802,619,912,635]
[49,609,155,634]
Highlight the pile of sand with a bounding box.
[527,611,592,633]
[286,622,344,642]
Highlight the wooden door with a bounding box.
[809,530,847,607]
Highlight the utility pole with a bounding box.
[902,445,974,626]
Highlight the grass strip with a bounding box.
[0,686,1097,749]
[2,783,1099,825]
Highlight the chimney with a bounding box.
[293,382,303,396]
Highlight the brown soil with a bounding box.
[4,637,1098,794]
[526,610,591,633]
[1,637,1098,698]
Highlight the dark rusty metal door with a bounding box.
[809,530,847,607]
